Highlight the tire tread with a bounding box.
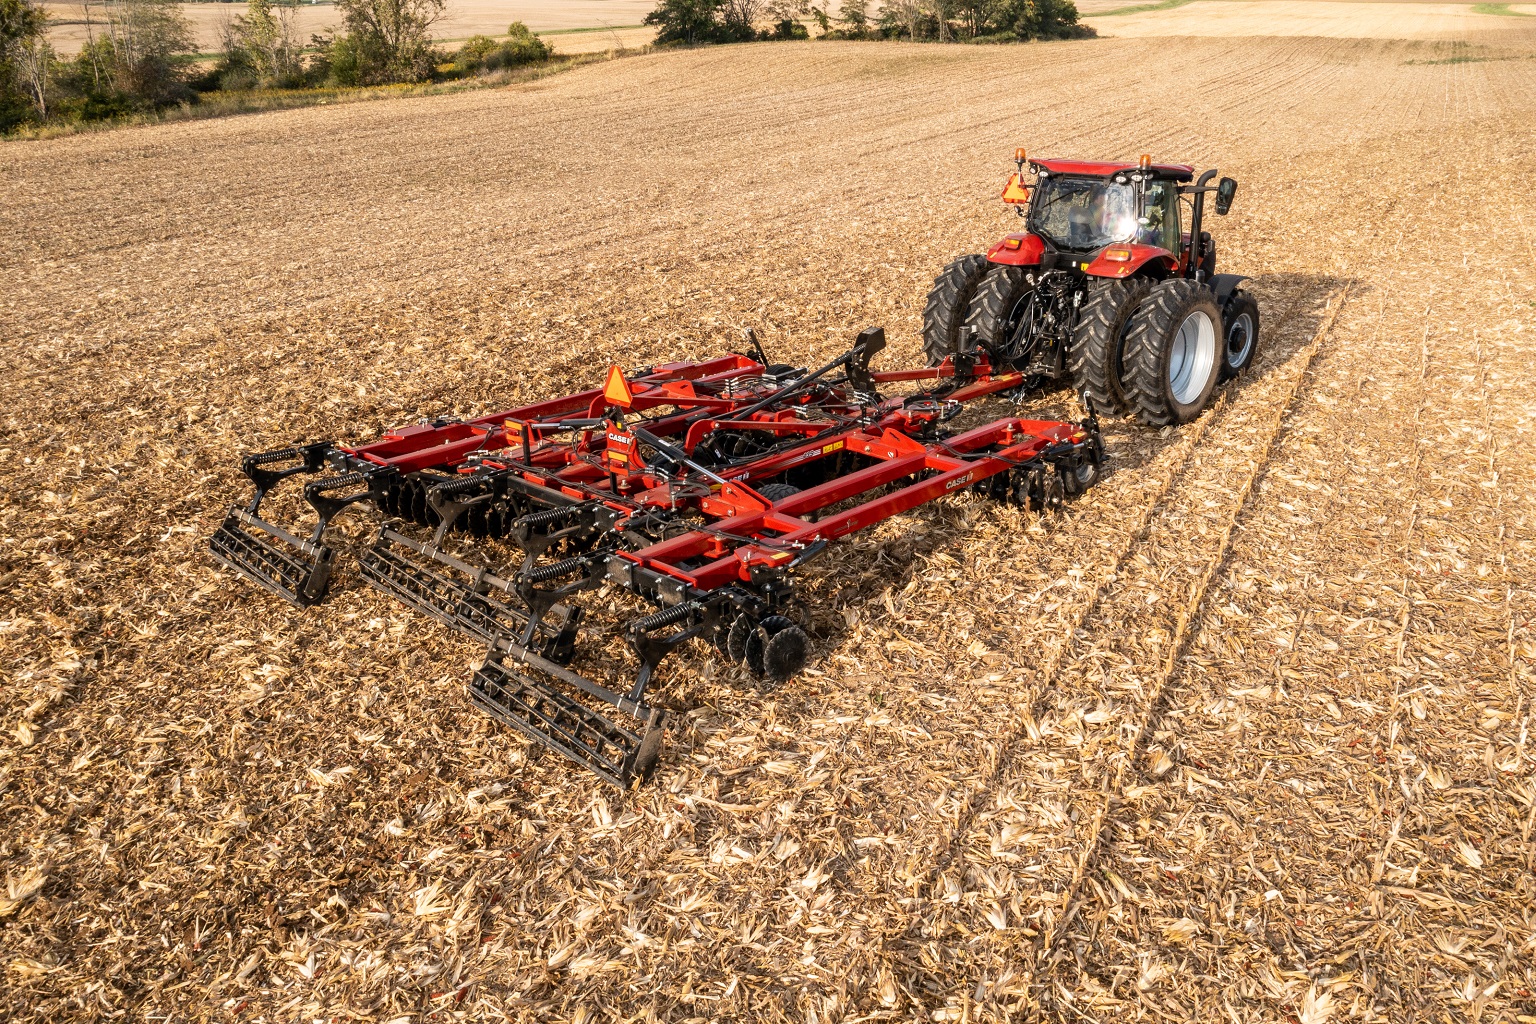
[1068,278,1151,416]
[1122,279,1222,427]
[922,255,990,365]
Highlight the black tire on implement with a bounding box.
[922,255,991,365]
[756,482,800,504]
[1122,279,1224,427]
[1218,289,1261,382]
[1068,277,1151,417]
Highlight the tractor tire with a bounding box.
[922,255,990,365]
[1122,279,1224,427]
[1218,290,1261,382]
[962,264,1033,360]
[1068,278,1151,418]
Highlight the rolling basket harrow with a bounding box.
[210,328,1105,786]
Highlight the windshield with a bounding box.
[1029,176,1138,252]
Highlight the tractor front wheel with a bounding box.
[922,255,990,365]
[1069,278,1151,417]
[1218,290,1261,382]
[1122,280,1223,427]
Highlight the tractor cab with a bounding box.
[1008,157,1196,264]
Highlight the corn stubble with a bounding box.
[1,22,1534,1024]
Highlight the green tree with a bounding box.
[451,22,551,74]
[836,0,869,35]
[644,0,757,44]
[219,0,303,89]
[74,0,193,107]
[331,0,444,84]
[1011,0,1091,39]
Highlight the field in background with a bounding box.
[3,6,1535,1024]
[39,0,1536,54]
[1082,0,1533,36]
[41,0,656,53]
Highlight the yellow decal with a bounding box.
[822,440,844,454]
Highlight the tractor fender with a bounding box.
[1210,273,1249,308]
[1083,244,1177,280]
[986,233,1045,266]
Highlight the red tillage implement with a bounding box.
[211,328,1105,786]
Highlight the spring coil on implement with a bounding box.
[631,602,695,634]
[247,445,308,467]
[522,556,590,584]
[518,504,581,529]
[306,470,369,494]
[433,473,490,496]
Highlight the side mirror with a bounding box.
[1214,177,1238,216]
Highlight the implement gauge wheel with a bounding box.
[922,254,990,365]
[1122,280,1223,427]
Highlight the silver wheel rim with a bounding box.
[1226,312,1254,369]
[1168,309,1217,405]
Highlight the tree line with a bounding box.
[2,0,1093,134]
[1,0,554,133]
[644,0,1094,44]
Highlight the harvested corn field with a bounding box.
[3,16,1536,1024]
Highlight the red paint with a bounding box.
[1033,158,1195,180]
[986,233,1046,266]
[1084,243,1177,279]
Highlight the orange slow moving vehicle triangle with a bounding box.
[603,364,635,408]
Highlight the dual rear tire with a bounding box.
[1121,279,1224,427]
[1081,279,1262,426]
[923,256,1260,428]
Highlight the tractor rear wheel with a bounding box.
[1218,290,1261,382]
[922,255,990,365]
[1122,280,1223,427]
[1069,278,1151,417]
[963,265,1036,365]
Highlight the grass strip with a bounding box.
[1472,2,1532,14]
[1088,0,1200,18]
[537,24,647,35]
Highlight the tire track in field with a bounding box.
[860,274,1352,1018]
[842,273,1341,1013]
[1032,282,1354,1003]
[1029,136,1536,1019]
[908,275,1330,875]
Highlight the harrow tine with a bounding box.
[209,507,336,607]
[208,443,340,607]
[357,527,582,659]
[469,640,666,788]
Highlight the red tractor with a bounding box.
[923,150,1260,426]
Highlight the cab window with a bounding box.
[1139,181,1181,253]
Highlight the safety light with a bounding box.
[1103,247,1133,262]
[1138,153,1152,170]
[1002,236,1024,250]
[1014,147,1027,165]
